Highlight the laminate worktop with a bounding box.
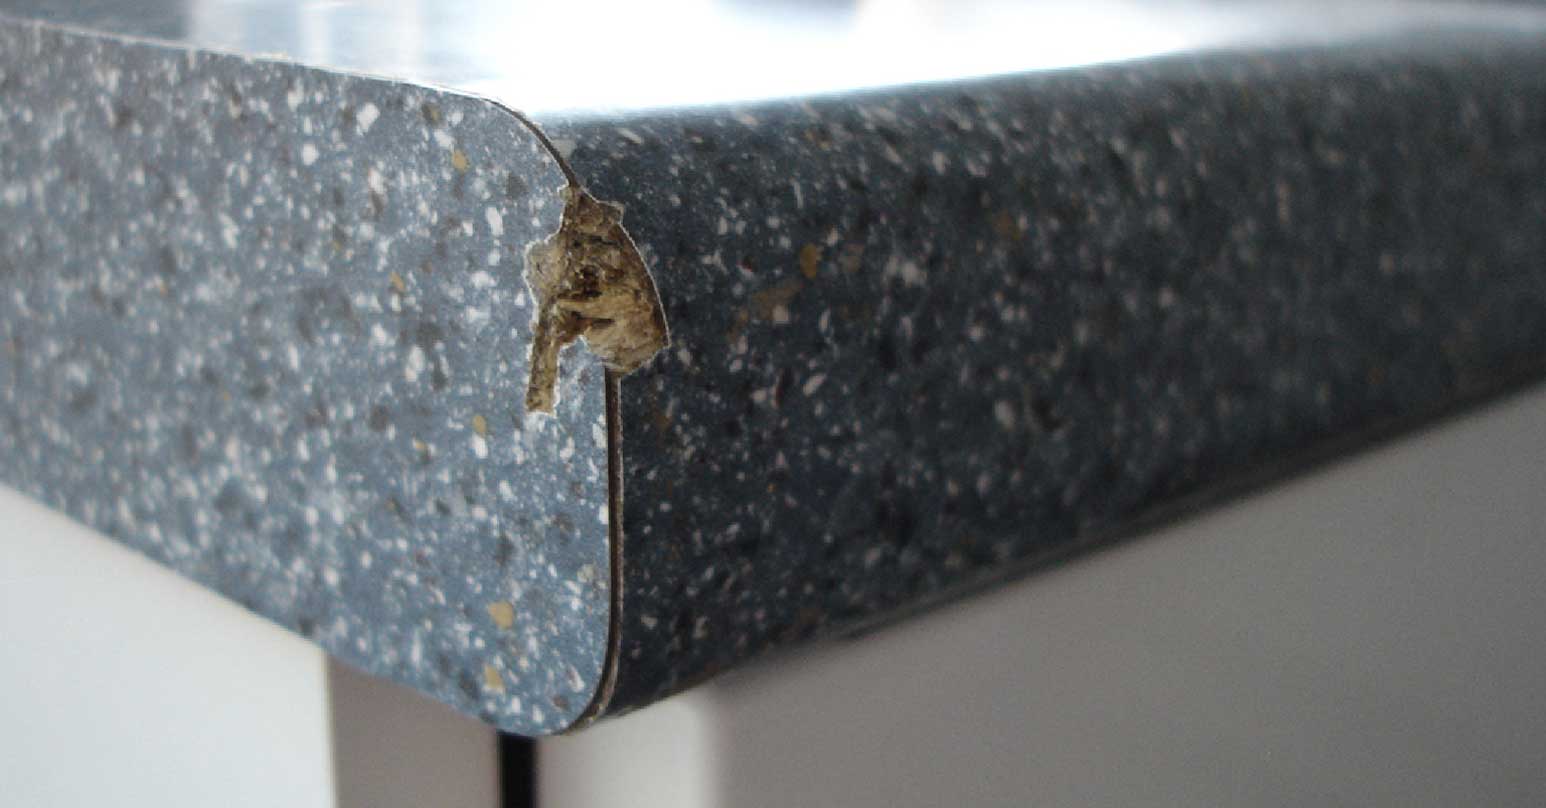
[4,1,1545,734]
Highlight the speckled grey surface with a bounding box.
[6,5,1546,736]
[0,18,611,735]
[540,31,1546,715]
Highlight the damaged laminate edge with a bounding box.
[571,367,628,730]
[503,107,650,732]
[510,116,669,416]
[521,189,669,415]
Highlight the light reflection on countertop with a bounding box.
[7,1,1546,111]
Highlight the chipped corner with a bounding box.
[522,184,669,415]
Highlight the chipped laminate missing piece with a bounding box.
[522,185,669,415]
